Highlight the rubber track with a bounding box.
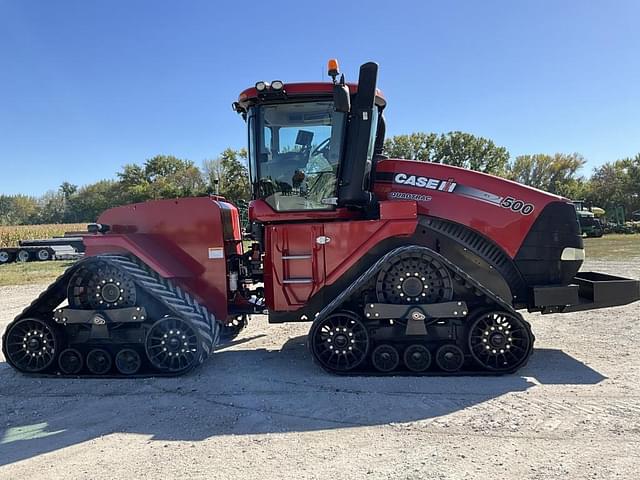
[309,245,534,376]
[3,254,219,377]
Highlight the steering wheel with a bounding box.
[311,138,331,158]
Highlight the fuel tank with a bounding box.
[83,196,241,320]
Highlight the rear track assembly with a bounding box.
[2,254,219,378]
[308,246,534,376]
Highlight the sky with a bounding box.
[1,0,639,196]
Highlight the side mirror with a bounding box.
[333,84,351,113]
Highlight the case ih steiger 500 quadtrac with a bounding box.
[4,61,639,377]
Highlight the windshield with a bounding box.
[251,101,345,211]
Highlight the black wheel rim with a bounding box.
[310,311,369,372]
[403,344,432,372]
[435,344,465,372]
[86,348,112,375]
[4,318,58,372]
[376,252,453,304]
[115,348,142,375]
[58,348,83,374]
[372,344,400,372]
[145,317,200,372]
[68,260,136,309]
[468,311,532,371]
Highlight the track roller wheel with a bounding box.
[3,318,60,373]
[371,344,400,372]
[86,348,112,375]
[403,344,432,372]
[58,348,83,374]
[115,348,142,375]
[309,311,370,373]
[435,344,465,372]
[145,316,201,373]
[219,315,248,343]
[468,310,533,372]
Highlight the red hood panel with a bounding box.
[373,159,566,258]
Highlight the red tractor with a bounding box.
[4,61,639,377]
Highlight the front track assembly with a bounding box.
[2,255,219,377]
[308,247,534,376]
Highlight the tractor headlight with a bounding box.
[255,81,269,92]
[271,80,284,91]
[561,247,585,261]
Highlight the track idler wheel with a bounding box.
[58,348,83,374]
[376,251,454,304]
[468,310,533,372]
[309,311,370,373]
[372,344,400,372]
[115,349,142,375]
[145,316,201,373]
[3,318,60,373]
[86,348,112,375]
[435,344,465,372]
[403,344,432,372]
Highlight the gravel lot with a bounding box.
[1,258,639,479]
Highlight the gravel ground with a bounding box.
[1,259,639,479]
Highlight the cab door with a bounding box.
[265,223,326,311]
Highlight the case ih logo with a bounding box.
[393,173,457,192]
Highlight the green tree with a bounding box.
[383,131,510,175]
[67,180,123,222]
[0,195,39,225]
[117,155,206,202]
[507,153,586,196]
[37,190,66,224]
[588,154,640,217]
[202,148,251,204]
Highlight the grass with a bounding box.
[584,234,640,260]
[0,234,638,287]
[0,260,75,287]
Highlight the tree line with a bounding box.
[0,149,251,225]
[1,131,638,225]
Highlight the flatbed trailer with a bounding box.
[0,236,85,264]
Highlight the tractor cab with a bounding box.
[233,61,387,217]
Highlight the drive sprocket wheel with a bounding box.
[468,310,533,372]
[67,260,136,310]
[3,318,60,373]
[309,311,370,373]
[376,252,453,304]
[145,316,201,373]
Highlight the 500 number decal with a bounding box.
[500,196,534,215]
